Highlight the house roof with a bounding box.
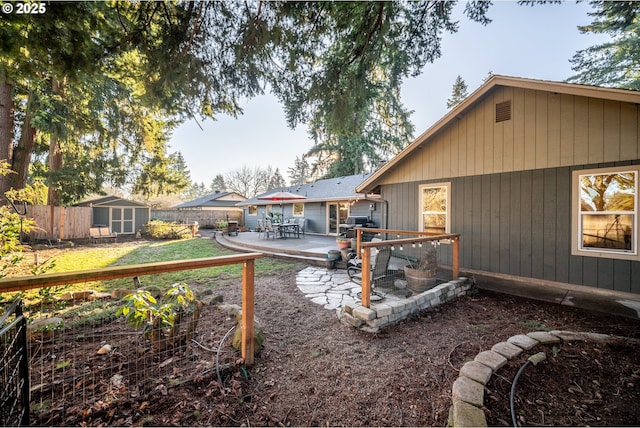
[356,75,640,193]
[77,195,148,207]
[173,191,246,209]
[238,173,379,206]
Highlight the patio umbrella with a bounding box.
[258,191,306,219]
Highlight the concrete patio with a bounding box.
[214,230,340,265]
[210,229,640,321]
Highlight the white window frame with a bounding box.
[247,205,257,216]
[419,182,451,234]
[292,202,304,217]
[110,207,135,234]
[571,165,639,261]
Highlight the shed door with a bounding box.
[111,208,134,234]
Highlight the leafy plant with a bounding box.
[117,283,202,350]
[0,162,38,278]
[143,220,192,239]
[520,319,550,331]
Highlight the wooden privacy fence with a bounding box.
[0,253,262,365]
[23,205,92,241]
[151,209,243,229]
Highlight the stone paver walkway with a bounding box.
[295,266,406,311]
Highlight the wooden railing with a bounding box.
[354,228,460,308]
[0,253,263,365]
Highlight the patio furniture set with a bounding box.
[258,218,305,239]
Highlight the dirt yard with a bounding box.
[28,263,640,427]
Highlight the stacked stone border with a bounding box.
[338,277,474,333]
[447,330,639,427]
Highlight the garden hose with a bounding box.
[217,325,236,395]
[510,352,546,427]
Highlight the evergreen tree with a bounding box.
[268,168,287,190]
[288,155,310,186]
[210,175,227,193]
[1,1,493,201]
[182,182,208,200]
[567,2,640,89]
[446,75,469,109]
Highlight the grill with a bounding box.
[345,216,370,226]
[341,216,377,238]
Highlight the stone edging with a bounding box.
[338,277,474,333]
[448,330,633,427]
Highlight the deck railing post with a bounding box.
[452,237,459,279]
[361,247,371,308]
[241,258,255,365]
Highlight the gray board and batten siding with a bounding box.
[382,161,640,295]
[358,76,640,295]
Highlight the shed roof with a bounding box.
[356,75,640,193]
[238,173,378,206]
[173,191,246,209]
[77,195,148,207]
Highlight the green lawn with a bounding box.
[16,238,306,299]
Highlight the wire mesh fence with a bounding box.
[347,229,460,302]
[0,299,29,427]
[0,253,259,426]
[25,296,239,426]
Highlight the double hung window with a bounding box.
[419,182,450,234]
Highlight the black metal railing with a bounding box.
[0,299,29,426]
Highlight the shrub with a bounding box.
[143,220,193,239]
[117,283,202,350]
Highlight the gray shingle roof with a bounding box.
[174,192,244,209]
[238,173,374,206]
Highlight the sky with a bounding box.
[169,1,611,186]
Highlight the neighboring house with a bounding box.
[173,191,246,211]
[76,195,150,235]
[148,192,246,228]
[238,174,382,235]
[357,75,640,295]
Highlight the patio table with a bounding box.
[274,223,300,239]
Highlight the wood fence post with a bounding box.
[452,236,459,279]
[241,258,255,365]
[361,247,371,308]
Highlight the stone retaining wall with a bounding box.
[338,277,475,333]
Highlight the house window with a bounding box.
[248,205,257,216]
[293,202,304,217]
[572,166,638,261]
[419,182,450,234]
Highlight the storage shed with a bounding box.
[76,195,150,235]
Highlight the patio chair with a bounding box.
[347,246,392,301]
[263,219,276,239]
[257,219,267,239]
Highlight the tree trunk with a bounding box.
[10,92,36,192]
[0,70,14,197]
[47,77,63,206]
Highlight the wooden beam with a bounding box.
[241,258,255,365]
[0,253,263,293]
[452,237,460,279]
[361,247,371,308]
